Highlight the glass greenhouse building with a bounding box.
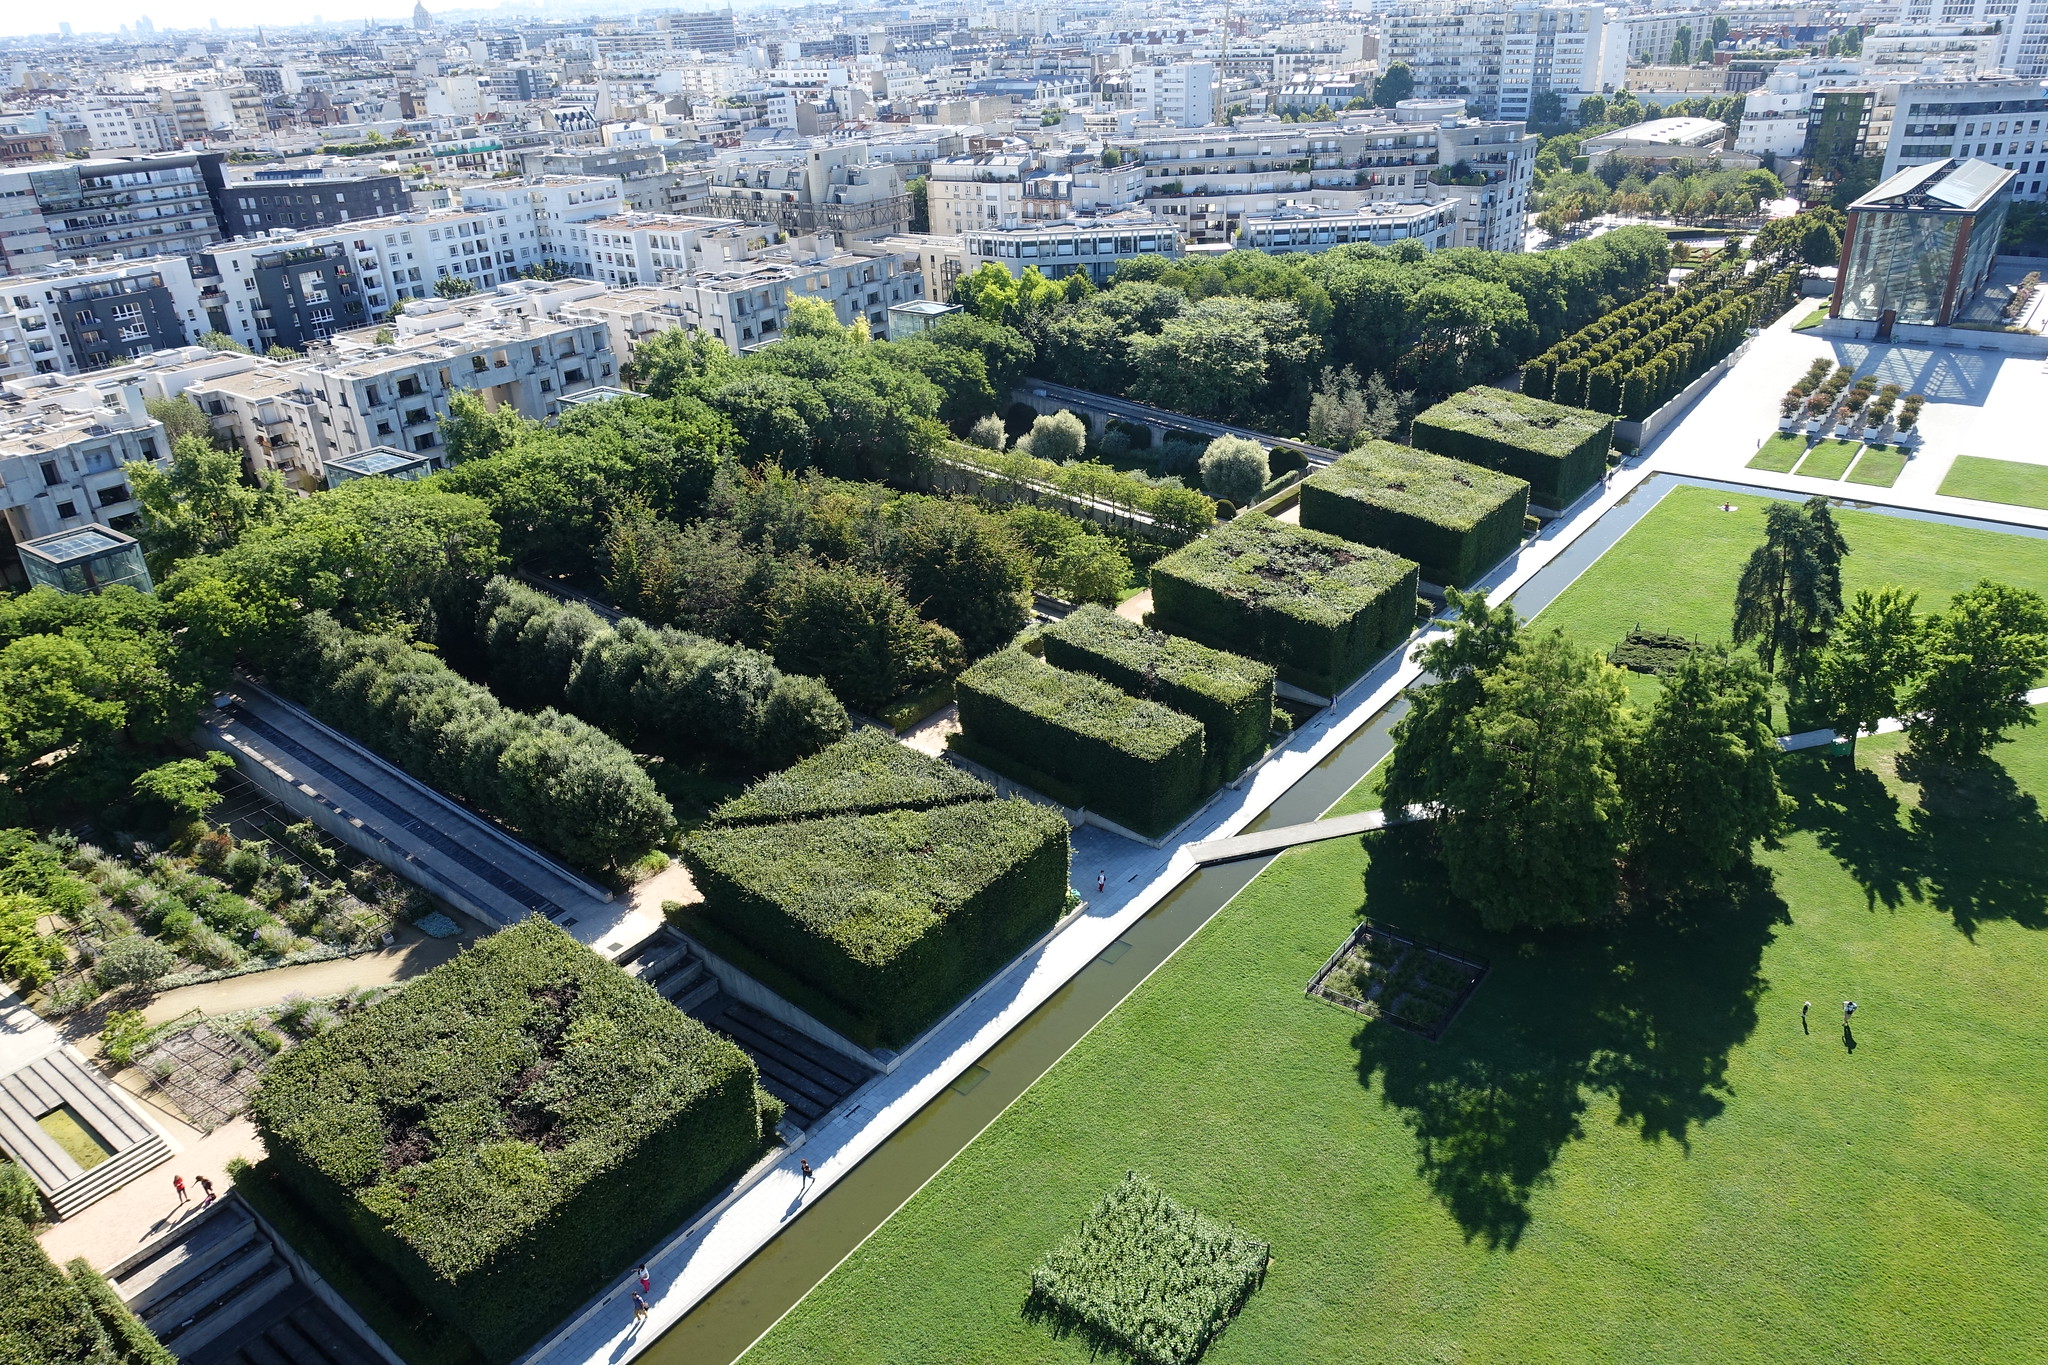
[1832,158,2013,328]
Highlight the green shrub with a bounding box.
[0,1211,118,1364]
[93,936,173,991]
[248,920,766,1363]
[1409,388,1612,511]
[955,650,1206,835]
[0,1160,42,1223]
[1040,606,1275,787]
[1609,628,1701,676]
[478,577,848,767]
[274,613,674,872]
[65,1260,177,1365]
[683,799,1070,1047]
[1298,442,1530,588]
[1145,514,1419,698]
[1028,1172,1269,1365]
[712,728,991,825]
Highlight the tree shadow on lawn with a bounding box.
[1783,750,2048,936]
[1349,827,1786,1250]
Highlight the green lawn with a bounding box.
[1847,447,1908,488]
[742,484,2048,1365]
[1747,431,1809,472]
[746,725,2048,1365]
[1939,455,2048,511]
[1792,304,1829,331]
[1794,438,1861,480]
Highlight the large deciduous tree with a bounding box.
[1732,496,1848,690]
[1809,586,1921,755]
[1903,580,2048,763]
[1620,650,1787,899]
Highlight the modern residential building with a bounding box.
[0,152,230,276]
[1832,157,2013,328]
[1734,59,1870,159]
[1884,77,2048,202]
[0,372,166,575]
[1581,117,1729,170]
[926,151,1146,235]
[1238,199,1460,252]
[579,213,760,287]
[1132,62,1218,129]
[961,209,1183,285]
[0,257,206,379]
[1892,0,2048,78]
[1498,3,1625,123]
[218,175,408,237]
[658,245,924,344]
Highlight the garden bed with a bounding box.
[1794,439,1860,481]
[131,990,387,1132]
[1747,433,1808,473]
[1306,921,1488,1041]
[1846,447,1907,489]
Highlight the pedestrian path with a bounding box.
[1779,686,2048,750]
[1186,806,1413,864]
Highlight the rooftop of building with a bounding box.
[1587,116,1729,145]
[1851,156,2015,214]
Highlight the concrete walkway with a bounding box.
[115,927,475,1033]
[37,1116,264,1273]
[1186,806,1412,864]
[1780,686,2048,751]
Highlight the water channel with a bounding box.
[640,473,2047,1364]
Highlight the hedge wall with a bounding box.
[683,799,1071,1047]
[954,649,1207,835]
[274,614,673,872]
[1145,514,1419,698]
[478,577,848,769]
[0,1213,120,1365]
[1299,442,1529,588]
[1409,388,1612,511]
[1040,605,1275,788]
[248,920,766,1363]
[64,1261,176,1365]
[712,727,992,825]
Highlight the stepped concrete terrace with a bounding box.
[198,681,661,958]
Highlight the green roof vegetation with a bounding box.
[712,728,992,825]
[1410,388,1612,509]
[1299,441,1530,587]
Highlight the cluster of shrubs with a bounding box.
[275,613,674,872]
[943,438,1217,542]
[1,829,393,1012]
[1146,513,1419,699]
[1027,1172,1269,1365]
[477,577,847,768]
[0,1208,176,1365]
[2003,269,2039,321]
[249,919,770,1363]
[682,730,1070,1047]
[1298,441,1530,589]
[1409,388,1613,512]
[1781,362,1922,434]
[1521,263,1799,421]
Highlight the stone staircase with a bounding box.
[110,1195,382,1365]
[622,929,876,1130]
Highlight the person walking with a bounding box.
[1802,1000,1810,1024]
[1843,1000,1857,1021]
[196,1175,215,1207]
[799,1158,814,1190]
[172,1175,187,1204]
[636,1265,651,1295]
[631,1292,649,1327]
[1097,870,1105,894]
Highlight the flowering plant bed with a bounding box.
[1306,921,1488,1040]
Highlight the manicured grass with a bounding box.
[745,728,2048,1365]
[1747,432,1808,472]
[1794,438,1861,480]
[1939,455,2048,511]
[1792,304,1829,331]
[1847,447,1908,488]
[743,483,2048,1365]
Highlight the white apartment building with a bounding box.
[458,176,628,277]
[1499,3,1626,122]
[1885,76,2048,200]
[1862,25,2007,80]
[1132,62,1217,128]
[926,152,1147,234]
[0,372,166,564]
[1893,0,2048,78]
[1735,59,1872,158]
[660,248,923,347]
[706,143,910,240]
[76,101,174,153]
[961,209,1183,285]
[1114,106,1535,250]
[580,213,763,287]
[1617,10,1709,64]
[1239,200,1460,253]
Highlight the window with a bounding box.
[40,460,61,486]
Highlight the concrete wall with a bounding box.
[673,934,893,1072]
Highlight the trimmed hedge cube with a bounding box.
[955,650,1207,836]
[683,799,1071,1047]
[248,920,766,1363]
[1145,514,1419,699]
[1409,387,1612,511]
[1041,605,1275,787]
[713,728,992,825]
[1299,441,1529,588]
